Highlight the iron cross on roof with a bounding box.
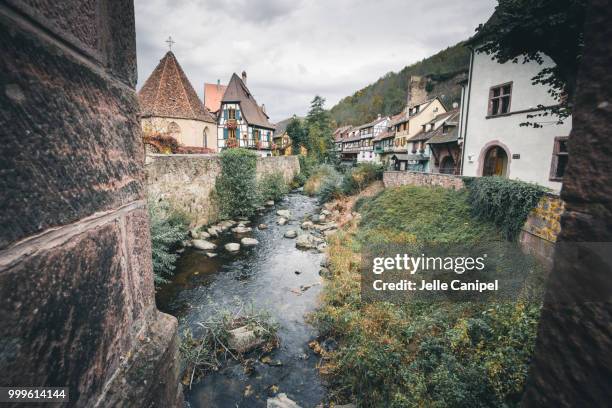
[165,36,175,50]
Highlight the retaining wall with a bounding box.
[146,154,300,227]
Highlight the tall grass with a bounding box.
[312,186,543,407]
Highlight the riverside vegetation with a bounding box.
[310,182,545,407]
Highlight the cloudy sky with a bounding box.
[135,0,496,123]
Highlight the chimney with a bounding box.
[217,78,220,90]
[406,76,428,108]
[261,104,266,113]
[241,70,247,84]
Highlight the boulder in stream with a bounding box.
[276,209,291,219]
[241,237,259,247]
[300,221,314,230]
[295,233,319,250]
[258,223,268,230]
[277,217,288,226]
[232,226,252,234]
[267,393,301,408]
[265,200,275,207]
[225,243,240,252]
[284,229,297,239]
[227,325,265,353]
[192,240,217,251]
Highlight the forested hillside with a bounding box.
[330,41,470,126]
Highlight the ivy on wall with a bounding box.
[463,176,546,241]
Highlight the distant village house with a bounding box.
[217,71,275,156]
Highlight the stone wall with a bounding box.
[519,193,565,269]
[383,171,465,190]
[0,2,181,406]
[146,154,300,227]
[382,171,563,269]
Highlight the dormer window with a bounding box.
[228,108,236,120]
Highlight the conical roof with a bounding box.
[138,51,216,123]
[222,73,275,129]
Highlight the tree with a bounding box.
[472,0,586,125]
[286,116,305,154]
[305,95,334,162]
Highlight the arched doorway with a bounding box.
[482,145,508,177]
[440,156,455,174]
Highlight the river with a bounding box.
[157,192,327,407]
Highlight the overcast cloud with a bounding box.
[135,0,496,123]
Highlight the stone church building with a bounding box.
[138,51,217,151]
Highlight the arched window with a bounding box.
[482,145,508,177]
[203,128,208,148]
[167,121,181,136]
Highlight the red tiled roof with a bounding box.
[138,51,216,123]
[204,82,227,113]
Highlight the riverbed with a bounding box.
[157,192,326,407]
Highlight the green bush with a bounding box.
[341,163,384,195]
[464,176,546,240]
[148,198,188,285]
[216,148,259,218]
[292,172,307,187]
[258,171,289,202]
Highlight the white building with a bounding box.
[459,50,572,191]
[217,71,275,156]
[357,115,389,163]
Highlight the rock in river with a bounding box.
[265,200,275,207]
[277,217,288,226]
[284,229,297,239]
[295,233,321,250]
[267,393,301,408]
[232,225,252,234]
[300,221,314,230]
[258,223,268,230]
[227,325,265,353]
[192,240,217,251]
[241,237,259,247]
[225,243,240,252]
[276,209,291,219]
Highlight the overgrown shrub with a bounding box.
[303,164,344,203]
[464,176,546,240]
[292,172,307,187]
[299,154,318,179]
[258,172,289,202]
[341,163,384,195]
[216,148,259,218]
[148,198,188,284]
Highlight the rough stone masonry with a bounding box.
[0,1,182,407]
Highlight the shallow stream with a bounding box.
[157,192,326,407]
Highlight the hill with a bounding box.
[274,116,304,134]
[330,41,470,126]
